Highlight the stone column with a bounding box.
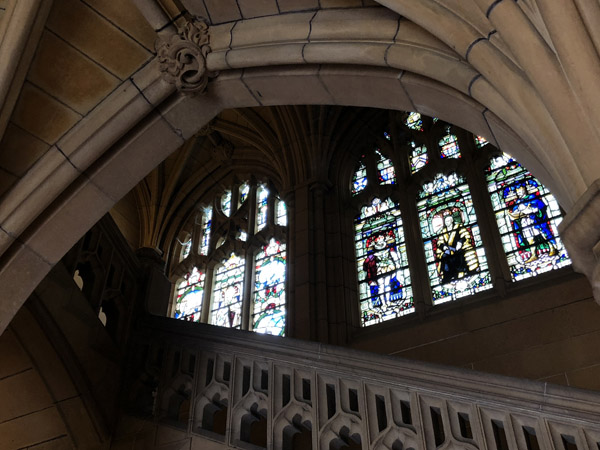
[135,247,172,317]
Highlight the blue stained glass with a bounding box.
[384,131,391,141]
[405,112,423,131]
[175,267,205,321]
[253,239,286,336]
[239,182,250,206]
[352,157,368,196]
[418,173,492,304]
[439,129,461,159]
[376,150,396,185]
[486,154,570,280]
[221,190,232,217]
[256,184,269,232]
[355,198,414,326]
[211,253,245,329]
[200,207,212,256]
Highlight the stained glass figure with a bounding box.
[175,267,205,321]
[355,197,414,326]
[409,141,428,174]
[253,239,286,336]
[180,237,192,261]
[376,149,396,185]
[418,173,492,303]
[439,128,461,159]
[239,182,250,206]
[200,207,212,256]
[256,184,269,232]
[211,253,245,329]
[474,135,489,148]
[221,190,232,217]
[405,112,423,131]
[486,154,570,280]
[276,198,287,226]
[352,158,368,196]
[384,131,391,141]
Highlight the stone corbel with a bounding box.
[559,179,600,305]
[155,16,214,94]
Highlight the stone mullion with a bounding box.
[400,186,435,313]
[200,266,215,324]
[242,184,258,331]
[311,182,330,344]
[465,145,512,290]
[282,193,295,338]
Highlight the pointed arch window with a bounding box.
[486,154,570,280]
[350,112,571,328]
[171,180,288,336]
[417,173,491,303]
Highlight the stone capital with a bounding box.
[155,16,212,94]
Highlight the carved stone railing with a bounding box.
[125,316,600,450]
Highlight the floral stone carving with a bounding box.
[156,17,212,94]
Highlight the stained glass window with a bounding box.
[417,173,492,304]
[376,150,396,185]
[211,253,245,329]
[352,158,368,196]
[384,131,391,141]
[221,190,232,217]
[239,182,250,206]
[405,112,423,131]
[256,184,269,232]
[200,207,212,256]
[174,267,205,321]
[474,136,489,148]
[355,198,414,326]
[409,141,428,174]
[486,154,570,280]
[439,128,461,159]
[180,237,192,261]
[253,239,286,336]
[276,198,287,226]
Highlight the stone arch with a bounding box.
[0,49,574,334]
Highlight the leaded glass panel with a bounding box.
[355,198,414,326]
[405,112,423,131]
[409,141,428,174]
[256,184,269,232]
[175,267,205,321]
[276,199,287,226]
[239,182,250,206]
[376,150,396,185]
[253,239,286,336]
[486,154,570,280]
[221,190,232,217]
[418,173,492,303]
[180,237,191,261]
[200,207,212,256]
[211,253,245,329]
[439,129,461,159]
[352,158,368,196]
[474,136,489,148]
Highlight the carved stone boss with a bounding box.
[156,17,212,94]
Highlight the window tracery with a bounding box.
[171,179,288,336]
[350,112,571,327]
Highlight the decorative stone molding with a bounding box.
[128,316,600,450]
[156,16,212,94]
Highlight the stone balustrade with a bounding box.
[125,316,600,450]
